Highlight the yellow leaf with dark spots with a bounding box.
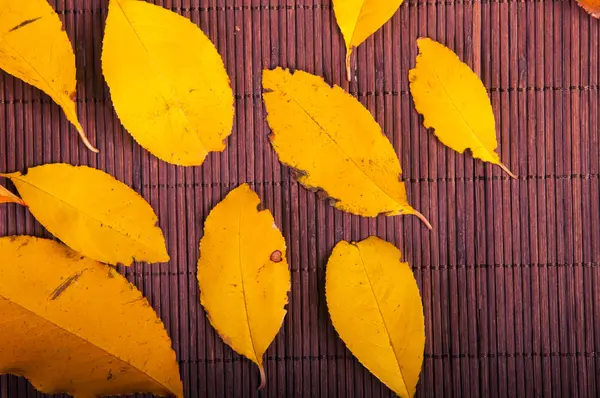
[326,237,425,397]
[0,0,97,152]
[3,163,168,266]
[0,236,183,398]
[197,184,290,389]
[102,0,234,166]
[262,67,431,229]
[409,38,516,178]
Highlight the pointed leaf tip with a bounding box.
[0,185,26,206]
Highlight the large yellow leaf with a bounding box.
[326,236,425,397]
[2,163,168,266]
[0,184,25,206]
[262,68,431,229]
[332,0,403,79]
[102,0,234,166]
[408,38,516,178]
[0,236,183,398]
[576,0,600,17]
[197,184,290,388]
[0,0,97,152]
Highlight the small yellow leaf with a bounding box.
[262,68,430,228]
[0,184,25,206]
[102,0,234,166]
[409,38,516,178]
[3,163,169,266]
[0,0,97,152]
[0,236,183,398]
[197,184,290,388]
[326,236,425,398]
[576,0,600,17]
[332,0,403,79]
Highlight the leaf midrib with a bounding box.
[427,58,494,158]
[355,245,410,396]
[236,195,261,363]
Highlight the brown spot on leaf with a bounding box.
[270,250,282,263]
[8,17,42,32]
[49,269,87,300]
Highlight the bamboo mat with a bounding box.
[1,0,599,397]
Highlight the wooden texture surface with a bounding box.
[1,0,599,397]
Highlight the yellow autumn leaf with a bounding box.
[332,0,403,79]
[0,0,97,152]
[197,184,290,388]
[0,184,25,206]
[0,236,183,398]
[408,38,516,178]
[102,0,234,166]
[326,236,425,397]
[262,68,431,229]
[2,163,169,266]
[576,0,600,17]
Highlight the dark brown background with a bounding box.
[1,0,599,397]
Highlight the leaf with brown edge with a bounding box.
[409,38,516,178]
[0,236,183,398]
[262,67,431,229]
[197,184,290,389]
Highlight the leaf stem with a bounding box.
[345,52,352,81]
[76,125,99,153]
[258,363,266,390]
[412,210,432,230]
[498,162,517,179]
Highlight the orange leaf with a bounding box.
[0,184,25,206]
